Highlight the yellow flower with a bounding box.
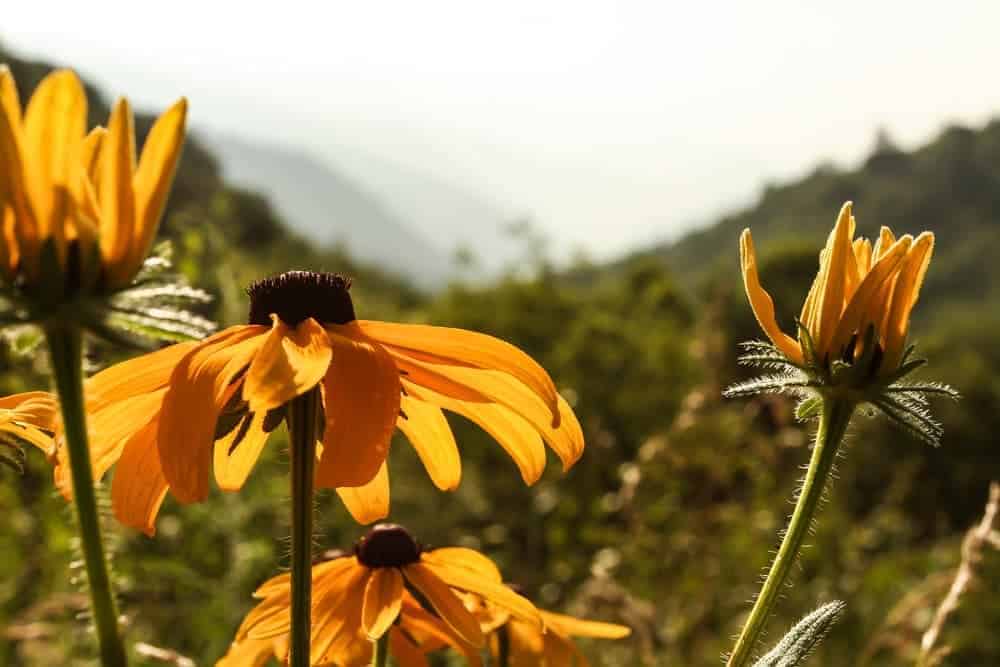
[740,201,933,378]
[51,271,584,534]
[0,391,58,460]
[0,66,186,297]
[221,524,540,665]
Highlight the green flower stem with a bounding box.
[371,632,391,667]
[288,389,320,667]
[44,324,127,667]
[726,397,855,667]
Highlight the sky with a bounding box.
[4,1,1000,261]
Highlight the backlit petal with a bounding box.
[111,416,168,536]
[541,610,631,639]
[421,547,502,582]
[418,558,541,627]
[336,462,390,524]
[357,320,560,427]
[98,98,136,273]
[158,326,266,503]
[361,567,404,640]
[213,410,271,491]
[739,229,803,365]
[813,202,855,359]
[243,316,331,414]
[397,392,461,491]
[314,330,399,489]
[402,563,484,646]
[125,97,187,284]
[882,232,934,371]
[86,340,198,412]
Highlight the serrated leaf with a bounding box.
[795,396,822,421]
[753,601,846,667]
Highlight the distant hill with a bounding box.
[201,134,453,289]
[625,121,1000,309]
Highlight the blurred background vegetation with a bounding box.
[1,50,998,666]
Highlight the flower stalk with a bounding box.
[726,397,855,667]
[497,624,511,667]
[45,323,127,667]
[288,388,321,667]
[371,632,391,667]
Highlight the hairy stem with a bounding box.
[45,324,128,667]
[288,389,320,667]
[727,397,855,667]
[372,631,391,667]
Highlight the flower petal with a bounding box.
[357,320,560,427]
[98,98,137,273]
[541,610,631,639]
[390,632,431,667]
[882,232,934,371]
[402,563,484,646]
[111,416,168,536]
[812,202,855,359]
[336,462,390,524]
[86,340,199,412]
[243,316,331,414]
[739,229,803,365]
[314,331,400,489]
[361,567,404,640]
[418,558,541,627]
[213,409,271,492]
[421,547,502,582]
[0,391,57,429]
[125,97,187,284]
[397,392,461,491]
[158,326,267,503]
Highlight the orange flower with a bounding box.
[222,524,539,665]
[496,606,631,667]
[740,201,933,377]
[53,271,584,534]
[0,66,186,295]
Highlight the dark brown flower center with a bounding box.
[246,271,356,326]
[355,523,422,568]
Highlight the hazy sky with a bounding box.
[5,1,1000,259]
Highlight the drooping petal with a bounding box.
[98,98,137,273]
[124,97,187,285]
[397,392,461,491]
[0,391,57,429]
[389,631,431,667]
[213,410,271,491]
[111,416,168,536]
[541,610,631,639]
[812,202,855,359]
[739,229,803,365]
[361,567,404,640]
[243,316,332,414]
[507,618,546,667]
[336,462,390,524]
[401,563,484,646]
[828,235,911,358]
[882,232,934,371]
[418,558,541,627]
[312,568,368,661]
[357,320,560,427]
[158,326,267,503]
[421,547,502,582]
[408,380,546,485]
[314,330,399,489]
[22,69,86,242]
[86,340,199,412]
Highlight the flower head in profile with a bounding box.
[51,271,584,533]
[0,391,57,472]
[220,524,540,665]
[0,66,209,343]
[728,201,957,443]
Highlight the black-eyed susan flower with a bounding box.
[728,201,956,445]
[493,604,630,667]
[0,66,207,343]
[49,271,584,533]
[223,524,540,665]
[0,391,57,471]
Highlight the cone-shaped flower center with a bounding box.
[355,523,422,568]
[247,271,356,326]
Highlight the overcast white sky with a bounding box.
[4,1,1000,259]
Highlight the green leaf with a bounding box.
[795,396,823,421]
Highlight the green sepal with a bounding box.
[795,395,823,421]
